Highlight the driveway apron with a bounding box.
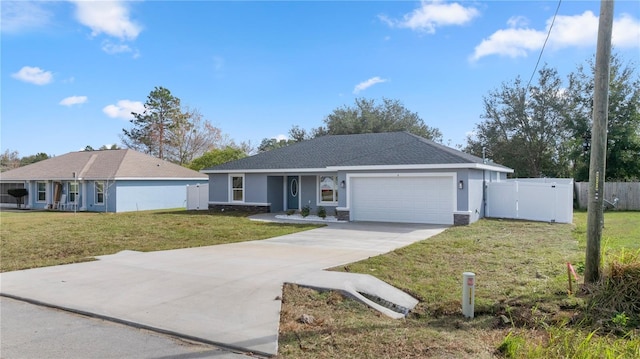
[0,222,446,356]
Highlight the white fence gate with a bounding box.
[486,179,573,223]
[186,183,209,210]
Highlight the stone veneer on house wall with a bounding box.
[453,213,470,226]
[209,204,270,213]
[336,210,350,221]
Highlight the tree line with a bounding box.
[3,53,638,180]
[256,98,442,152]
[464,54,639,181]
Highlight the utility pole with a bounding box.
[585,0,614,284]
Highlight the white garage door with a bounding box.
[350,175,454,224]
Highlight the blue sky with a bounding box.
[2,1,639,157]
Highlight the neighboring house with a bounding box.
[202,132,513,225]
[0,149,208,212]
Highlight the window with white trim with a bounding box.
[95,181,105,204]
[231,175,244,202]
[37,182,46,202]
[69,182,79,203]
[318,175,338,204]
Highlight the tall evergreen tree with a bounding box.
[122,86,182,160]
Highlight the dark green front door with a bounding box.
[287,176,299,210]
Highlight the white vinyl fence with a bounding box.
[186,183,209,210]
[486,178,573,223]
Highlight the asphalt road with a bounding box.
[0,296,256,359]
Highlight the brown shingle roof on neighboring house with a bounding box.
[0,150,207,181]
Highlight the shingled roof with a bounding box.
[203,132,512,172]
[0,149,207,181]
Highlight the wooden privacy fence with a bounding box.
[574,182,640,210]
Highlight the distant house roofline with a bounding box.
[0,149,207,181]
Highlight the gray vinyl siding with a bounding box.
[456,169,470,212]
[267,176,284,212]
[467,170,485,222]
[245,174,267,203]
[300,176,316,211]
[457,169,503,222]
[337,172,347,208]
[85,180,117,213]
[210,174,228,202]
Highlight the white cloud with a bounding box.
[275,134,288,141]
[0,1,52,33]
[71,0,142,41]
[60,96,88,106]
[507,16,529,28]
[101,40,140,58]
[548,11,599,49]
[353,77,388,94]
[470,28,546,61]
[471,11,640,62]
[103,100,145,119]
[101,41,131,54]
[611,13,640,48]
[380,0,479,33]
[11,66,53,85]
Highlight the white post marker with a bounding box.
[462,272,475,318]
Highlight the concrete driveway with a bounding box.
[0,221,446,357]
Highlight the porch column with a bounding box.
[25,181,31,209]
[46,180,51,209]
[80,180,87,211]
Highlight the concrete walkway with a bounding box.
[0,221,446,357]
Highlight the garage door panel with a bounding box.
[351,176,454,225]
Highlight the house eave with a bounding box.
[114,177,208,181]
[201,168,332,174]
[201,163,513,174]
[1,177,206,181]
[327,163,514,173]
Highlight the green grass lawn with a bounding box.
[573,210,640,251]
[279,212,640,358]
[0,209,319,272]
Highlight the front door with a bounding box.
[287,176,299,210]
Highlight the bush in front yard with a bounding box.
[317,206,326,219]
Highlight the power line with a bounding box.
[525,0,563,93]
